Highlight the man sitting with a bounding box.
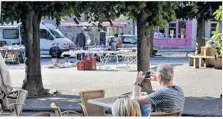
[131,64,185,116]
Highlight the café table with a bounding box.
[87,96,121,109]
[87,92,147,109]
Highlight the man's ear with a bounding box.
[157,75,162,81]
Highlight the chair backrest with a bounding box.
[79,89,105,116]
[79,103,88,116]
[32,112,51,116]
[50,103,62,116]
[12,89,28,116]
[150,110,182,117]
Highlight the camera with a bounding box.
[142,71,150,79]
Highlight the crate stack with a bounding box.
[77,56,97,71]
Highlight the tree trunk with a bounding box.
[21,10,47,96]
[196,18,205,54]
[136,16,153,94]
[149,30,154,56]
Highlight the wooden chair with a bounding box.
[79,89,105,116]
[150,110,182,117]
[50,102,82,116]
[2,89,28,116]
[32,112,51,116]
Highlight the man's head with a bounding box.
[156,64,174,85]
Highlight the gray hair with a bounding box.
[157,64,174,81]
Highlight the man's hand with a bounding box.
[136,71,145,84]
[150,71,158,81]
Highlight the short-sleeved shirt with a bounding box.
[147,85,185,112]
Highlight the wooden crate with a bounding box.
[77,61,85,70]
[189,55,215,68]
[189,56,204,66]
[200,47,216,67]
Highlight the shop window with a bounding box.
[154,27,166,38]
[178,21,186,39]
[168,22,176,38]
[159,27,166,38]
[210,23,217,36]
[154,28,159,38]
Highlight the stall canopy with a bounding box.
[60,22,124,28]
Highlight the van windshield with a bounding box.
[49,29,64,38]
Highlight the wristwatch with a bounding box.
[134,82,143,87]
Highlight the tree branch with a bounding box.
[139,10,152,26]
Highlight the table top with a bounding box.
[117,47,137,50]
[87,95,130,109]
[62,50,137,56]
[64,50,135,54]
[188,55,215,58]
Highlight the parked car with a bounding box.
[106,35,137,48]
[106,34,158,52]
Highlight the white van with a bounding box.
[0,22,75,58]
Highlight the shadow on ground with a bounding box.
[183,96,222,117]
[23,92,222,117]
[23,93,82,112]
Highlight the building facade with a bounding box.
[204,20,222,38]
[129,19,222,49]
[153,19,197,49]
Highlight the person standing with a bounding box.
[75,30,86,50]
[109,33,118,51]
[117,33,124,48]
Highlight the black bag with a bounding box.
[77,53,85,60]
[77,53,82,60]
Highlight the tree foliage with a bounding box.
[213,5,222,57]
[176,2,222,20]
[1,2,81,25]
[0,1,200,95]
[0,2,83,96]
[79,2,180,30]
[213,5,222,21]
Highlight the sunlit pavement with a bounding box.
[6,53,222,116]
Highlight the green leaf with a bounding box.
[61,17,66,22]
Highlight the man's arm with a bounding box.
[132,84,151,104]
[132,71,152,104]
